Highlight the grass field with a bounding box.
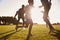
[0,24,60,40]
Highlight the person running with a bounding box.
[14,5,25,31]
[39,0,55,33]
[25,0,34,40]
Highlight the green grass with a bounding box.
[0,24,60,40]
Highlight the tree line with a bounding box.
[0,16,19,25]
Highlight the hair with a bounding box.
[28,0,34,5]
[22,5,25,8]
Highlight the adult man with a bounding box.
[40,0,55,33]
[25,0,34,40]
[14,5,25,31]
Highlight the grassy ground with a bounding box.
[0,24,60,40]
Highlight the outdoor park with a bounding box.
[0,24,60,40]
[0,0,60,40]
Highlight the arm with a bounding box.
[41,11,44,13]
[14,12,18,18]
[39,5,43,8]
[50,0,51,2]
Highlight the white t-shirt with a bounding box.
[24,5,33,19]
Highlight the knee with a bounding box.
[31,23,33,25]
[43,17,48,22]
[30,22,33,25]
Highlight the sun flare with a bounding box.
[30,6,44,24]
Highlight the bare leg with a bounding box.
[25,19,29,28]
[26,20,33,40]
[26,22,29,28]
[15,17,20,31]
[46,23,48,27]
[22,18,25,27]
[43,15,55,33]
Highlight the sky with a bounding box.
[0,0,60,24]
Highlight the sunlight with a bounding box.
[30,6,44,24]
[31,7,42,19]
[0,0,60,24]
[28,0,45,24]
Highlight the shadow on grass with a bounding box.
[0,30,15,35]
[51,30,60,40]
[0,26,27,35]
[0,29,22,40]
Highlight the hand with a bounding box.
[41,11,44,13]
[14,16,16,18]
[39,6,43,8]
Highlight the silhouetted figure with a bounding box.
[40,0,55,33]
[14,5,25,31]
[41,10,49,27]
[25,0,34,40]
[0,17,2,24]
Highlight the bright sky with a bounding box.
[0,0,60,24]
